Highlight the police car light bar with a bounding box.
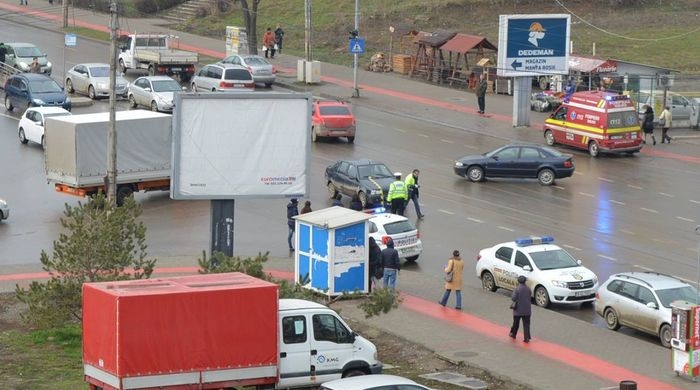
[515,236,555,246]
[365,206,386,214]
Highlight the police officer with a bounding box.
[405,169,424,219]
[387,172,408,216]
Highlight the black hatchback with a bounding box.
[454,143,574,186]
[4,73,71,112]
[325,159,395,208]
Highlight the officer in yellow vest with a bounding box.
[387,172,408,216]
[405,168,424,219]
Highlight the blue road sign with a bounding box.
[497,14,570,77]
[349,38,365,54]
[65,33,77,47]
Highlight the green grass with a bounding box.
[62,27,110,42]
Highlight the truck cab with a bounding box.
[277,299,382,389]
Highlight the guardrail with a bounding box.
[0,62,22,89]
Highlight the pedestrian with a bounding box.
[380,238,400,289]
[438,250,464,310]
[263,27,276,59]
[19,0,27,5]
[300,200,312,214]
[476,73,487,114]
[509,275,532,343]
[404,169,424,219]
[641,104,655,145]
[48,0,53,5]
[30,57,41,73]
[349,194,363,211]
[0,43,7,64]
[387,172,408,216]
[659,105,672,144]
[331,193,343,207]
[274,23,285,54]
[286,198,299,251]
[563,79,575,102]
[368,236,382,292]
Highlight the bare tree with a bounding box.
[240,0,261,55]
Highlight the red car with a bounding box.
[311,99,356,143]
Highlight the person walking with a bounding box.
[386,172,408,216]
[286,198,299,251]
[30,57,41,73]
[659,105,672,144]
[509,275,532,343]
[263,27,276,59]
[438,250,464,310]
[404,169,424,219]
[476,73,487,114]
[0,43,7,65]
[368,236,382,292]
[380,238,400,289]
[641,104,656,145]
[300,200,312,214]
[274,23,285,54]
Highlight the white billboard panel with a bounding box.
[171,92,311,199]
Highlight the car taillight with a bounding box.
[416,231,420,239]
[272,66,277,73]
[247,66,254,74]
[245,82,255,89]
[220,81,233,88]
[595,291,599,299]
[564,160,572,168]
[381,236,391,245]
[476,254,481,262]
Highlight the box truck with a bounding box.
[82,272,382,390]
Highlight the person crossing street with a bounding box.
[404,169,424,219]
[386,172,408,216]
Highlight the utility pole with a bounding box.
[304,0,311,61]
[352,0,359,97]
[107,2,119,205]
[62,0,68,28]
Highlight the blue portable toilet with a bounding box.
[293,206,372,296]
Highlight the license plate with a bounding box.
[395,237,417,247]
[235,84,244,87]
[574,290,590,297]
[170,67,182,71]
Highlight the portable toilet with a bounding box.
[293,206,372,296]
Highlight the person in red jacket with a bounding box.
[263,28,276,59]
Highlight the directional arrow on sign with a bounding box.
[511,59,522,70]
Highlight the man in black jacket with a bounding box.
[380,239,400,289]
[286,198,299,251]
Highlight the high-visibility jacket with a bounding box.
[387,180,408,201]
[405,173,418,193]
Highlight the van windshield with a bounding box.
[607,111,639,129]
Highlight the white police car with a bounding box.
[368,208,422,262]
[475,236,598,307]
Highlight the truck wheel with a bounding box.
[148,65,156,76]
[5,96,14,112]
[18,128,28,144]
[544,129,556,146]
[588,141,600,157]
[119,59,127,74]
[406,255,419,262]
[342,369,366,377]
[65,78,74,93]
[116,186,134,206]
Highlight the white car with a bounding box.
[127,75,182,112]
[0,197,8,221]
[320,374,433,390]
[18,106,72,149]
[368,209,422,262]
[65,62,129,99]
[475,236,598,307]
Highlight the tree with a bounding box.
[240,0,261,55]
[15,194,155,328]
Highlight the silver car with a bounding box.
[219,55,276,88]
[191,63,255,92]
[0,197,9,221]
[65,63,128,99]
[2,42,52,75]
[127,76,183,112]
[595,271,698,348]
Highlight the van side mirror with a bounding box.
[523,265,532,272]
[350,332,357,343]
[646,301,658,309]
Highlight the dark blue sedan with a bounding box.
[454,143,574,186]
[4,73,71,112]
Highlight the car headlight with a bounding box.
[32,98,46,105]
[592,276,598,285]
[550,280,568,288]
[65,96,71,103]
[97,82,108,89]
[46,61,52,69]
[0,199,6,207]
[455,161,464,167]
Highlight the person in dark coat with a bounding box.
[274,23,285,54]
[286,198,299,251]
[509,275,532,343]
[380,238,400,289]
[349,194,363,211]
[0,43,7,64]
[368,236,382,292]
[641,104,656,145]
[300,200,312,214]
[332,193,343,207]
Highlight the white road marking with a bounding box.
[579,192,595,197]
[690,199,700,205]
[438,209,454,215]
[659,192,675,198]
[609,199,625,205]
[620,229,636,235]
[634,265,654,271]
[640,207,659,213]
[573,171,584,175]
[553,185,566,190]
[462,144,479,150]
[394,128,407,133]
[467,217,484,223]
[627,184,643,190]
[562,244,582,251]
[677,216,695,222]
[598,177,613,182]
[497,226,515,232]
[417,133,429,138]
[440,139,454,144]
[597,254,617,261]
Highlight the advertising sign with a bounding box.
[497,14,570,77]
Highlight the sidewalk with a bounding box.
[0,3,696,389]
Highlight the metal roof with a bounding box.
[440,33,498,53]
[293,206,372,229]
[414,30,457,47]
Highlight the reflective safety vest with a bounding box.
[387,180,408,201]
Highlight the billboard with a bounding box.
[171,92,311,199]
[497,14,570,77]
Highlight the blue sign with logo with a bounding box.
[349,38,365,54]
[65,33,77,47]
[497,14,570,77]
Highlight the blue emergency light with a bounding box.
[365,206,386,214]
[515,236,555,246]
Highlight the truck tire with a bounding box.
[544,129,556,146]
[588,141,600,157]
[116,185,134,206]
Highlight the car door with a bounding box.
[308,313,356,385]
[491,246,515,289]
[613,281,642,329]
[133,78,150,106]
[25,110,42,144]
[517,146,544,178]
[671,93,691,121]
[277,314,314,388]
[193,65,210,91]
[484,146,519,178]
[631,285,661,335]
[550,106,571,145]
[14,78,31,108]
[73,65,89,94]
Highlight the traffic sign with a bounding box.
[497,14,570,77]
[349,38,365,54]
[64,33,77,47]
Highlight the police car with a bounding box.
[368,208,421,262]
[475,236,598,307]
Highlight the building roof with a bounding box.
[293,206,372,229]
[440,33,498,53]
[414,30,457,47]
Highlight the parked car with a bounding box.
[476,236,598,308]
[191,63,255,92]
[4,73,71,112]
[18,106,72,148]
[635,90,695,122]
[325,159,395,208]
[595,272,698,348]
[312,99,356,143]
[320,374,433,390]
[454,143,574,186]
[369,210,422,262]
[2,42,52,75]
[219,54,276,87]
[0,197,8,221]
[65,63,128,99]
[127,75,182,112]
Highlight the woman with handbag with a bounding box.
[262,27,277,59]
[659,106,672,144]
[641,104,656,145]
[438,250,464,310]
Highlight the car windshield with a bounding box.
[382,220,416,235]
[89,66,110,77]
[28,79,62,93]
[151,80,181,92]
[357,164,393,179]
[529,249,579,270]
[319,106,351,116]
[15,46,43,57]
[656,286,699,308]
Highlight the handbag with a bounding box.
[658,118,666,126]
[510,301,517,310]
[444,271,453,282]
[262,46,267,52]
[274,43,279,50]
